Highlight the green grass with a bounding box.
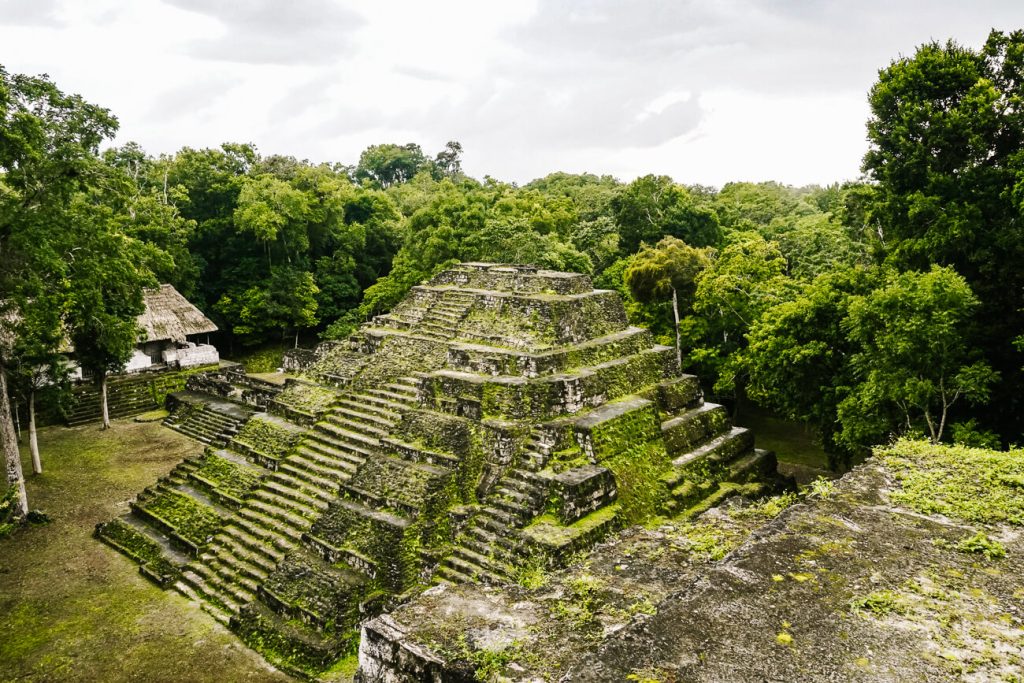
[0,420,293,682]
[879,439,1024,525]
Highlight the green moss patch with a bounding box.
[879,439,1024,525]
[193,453,263,502]
[274,382,339,417]
[95,518,180,586]
[138,488,223,548]
[522,504,621,554]
[232,415,303,460]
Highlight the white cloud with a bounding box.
[0,0,1020,186]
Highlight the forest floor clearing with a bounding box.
[0,421,293,683]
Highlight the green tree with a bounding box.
[65,195,154,429]
[433,140,463,178]
[612,175,722,253]
[863,29,1024,441]
[355,143,431,188]
[686,234,795,399]
[839,266,997,447]
[624,237,711,367]
[6,291,68,474]
[745,266,882,465]
[0,66,118,517]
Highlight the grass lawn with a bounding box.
[0,420,293,683]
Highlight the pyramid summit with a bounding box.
[96,262,785,677]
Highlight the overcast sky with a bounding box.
[1,1,1020,187]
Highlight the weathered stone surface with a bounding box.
[371,453,1024,682]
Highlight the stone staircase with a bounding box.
[67,377,159,426]
[416,290,477,341]
[163,405,247,447]
[173,377,423,623]
[436,431,553,584]
[659,404,776,515]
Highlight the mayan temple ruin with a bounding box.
[95,263,785,678]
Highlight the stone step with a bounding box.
[287,453,356,484]
[382,382,419,397]
[263,478,332,509]
[236,507,304,542]
[173,580,231,625]
[323,414,389,438]
[246,497,317,528]
[206,546,271,584]
[346,394,407,415]
[224,520,294,555]
[477,508,514,534]
[302,435,373,462]
[179,568,240,614]
[466,523,518,552]
[434,564,474,585]
[361,388,418,406]
[277,461,343,493]
[670,426,755,473]
[330,405,396,430]
[295,444,365,475]
[441,553,506,585]
[315,422,381,449]
[251,488,323,520]
[219,525,289,564]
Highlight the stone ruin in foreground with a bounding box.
[96,263,786,679]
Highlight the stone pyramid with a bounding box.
[96,262,782,677]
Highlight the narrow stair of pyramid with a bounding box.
[96,263,788,678]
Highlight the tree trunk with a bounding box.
[294,330,299,349]
[0,370,29,519]
[100,374,110,430]
[671,286,682,370]
[29,389,41,475]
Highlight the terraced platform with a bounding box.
[97,262,786,678]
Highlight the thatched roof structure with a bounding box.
[137,284,217,343]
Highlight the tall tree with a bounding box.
[612,175,721,253]
[65,195,153,429]
[862,29,1024,441]
[839,266,997,447]
[6,291,68,474]
[624,237,710,367]
[354,143,430,188]
[745,266,882,465]
[1,66,118,516]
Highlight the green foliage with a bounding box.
[140,489,222,547]
[227,344,286,373]
[863,29,1024,444]
[850,590,906,616]
[948,419,1001,450]
[685,233,796,397]
[745,266,881,462]
[193,454,262,501]
[839,266,996,447]
[955,532,1006,560]
[613,174,722,253]
[0,487,18,539]
[625,237,710,305]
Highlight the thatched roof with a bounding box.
[138,284,217,343]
